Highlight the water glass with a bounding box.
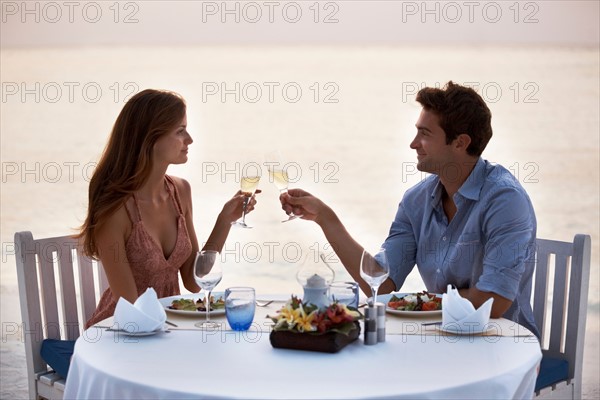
[329,281,359,308]
[225,287,256,331]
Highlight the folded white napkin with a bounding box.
[113,288,166,333]
[441,285,493,333]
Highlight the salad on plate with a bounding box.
[387,291,442,312]
[158,293,226,316]
[169,295,225,312]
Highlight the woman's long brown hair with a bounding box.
[79,89,186,258]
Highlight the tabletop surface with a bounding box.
[64,295,542,400]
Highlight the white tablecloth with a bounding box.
[64,303,542,400]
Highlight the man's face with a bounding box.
[410,109,455,174]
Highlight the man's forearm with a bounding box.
[458,287,512,318]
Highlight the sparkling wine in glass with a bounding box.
[264,151,302,222]
[193,250,223,329]
[359,248,390,307]
[232,164,261,228]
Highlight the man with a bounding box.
[281,81,539,337]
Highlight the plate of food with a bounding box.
[159,293,226,316]
[378,291,442,316]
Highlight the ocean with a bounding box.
[1,45,598,398]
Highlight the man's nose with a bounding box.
[409,136,418,149]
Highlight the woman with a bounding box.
[80,89,256,328]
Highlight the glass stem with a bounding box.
[371,286,378,307]
[241,197,249,224]
[206,290,211,323]
[281,188,294,217]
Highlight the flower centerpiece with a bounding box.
[268,296,362,353]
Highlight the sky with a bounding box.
[1,0,599,47]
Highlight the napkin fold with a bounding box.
[114,288,166,333]
[441,285,493,333]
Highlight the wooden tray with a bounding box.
[269,322,360,353]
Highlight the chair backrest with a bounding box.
[532,234,591,387]
[14,231,108,397]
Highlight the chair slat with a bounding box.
[536,238,572,257]
[564,234,592,392]
[548,254,569,353]
[38,245,60,340]
[532,250,549,341]
[78,252,98,323]
[58,242,80,340]
[15,232,47,398]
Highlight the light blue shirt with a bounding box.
[382,158,539,337]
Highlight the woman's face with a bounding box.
[152,114,193,166]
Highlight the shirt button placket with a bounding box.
[440,234,450,266]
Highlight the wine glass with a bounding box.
[264,150,302,222]
[359,248,390,307]
[193,250,223,329]
[231,161,261,229]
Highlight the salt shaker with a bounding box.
[364,306,378,345]
[376,302,386,342]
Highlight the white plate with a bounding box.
[375,292,443,317]
[159,293,226,317]
[435,324,496,336]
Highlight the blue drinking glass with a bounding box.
[225,287,255,331]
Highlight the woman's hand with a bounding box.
[220,189,261,223]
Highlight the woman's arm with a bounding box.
[173,177,259,292]
[202,190,259,252]
[95,206,138,303]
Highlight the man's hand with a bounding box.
[280,188,331,224]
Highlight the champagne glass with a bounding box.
[359,248,390,307]
[264,150,302,222]
[193,250,223,329]
[232,161,261,229]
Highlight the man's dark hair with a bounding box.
[416,81,493,156]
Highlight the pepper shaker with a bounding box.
[364,306,378,345]
[376,302,386,342]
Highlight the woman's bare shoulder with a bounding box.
[168,175,192,199]
[96,202,131,243]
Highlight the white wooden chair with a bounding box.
[533,234,592,399]
[15,231,108,400]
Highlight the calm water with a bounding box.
[1,45,598,398]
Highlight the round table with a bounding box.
[64,320,541,399]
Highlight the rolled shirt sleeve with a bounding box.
[477,185,537,301]
[382,200,418,290]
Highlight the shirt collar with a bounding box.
[431,180,443,207]
[458,157,485,201]
[429,158,485,204]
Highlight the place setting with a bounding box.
[378,284,536,338]
[156,249,279,332]
[96,287,171,337]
